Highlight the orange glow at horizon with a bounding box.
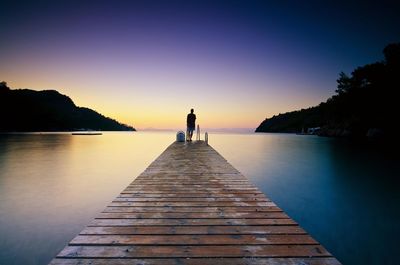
[4,75,326,130]
[1,0,397,132]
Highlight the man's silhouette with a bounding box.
[186,108,196,141]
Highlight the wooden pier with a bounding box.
[50,141,341,265]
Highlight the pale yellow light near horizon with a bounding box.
[4,70,326,130]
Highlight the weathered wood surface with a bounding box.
[50,141,341,265]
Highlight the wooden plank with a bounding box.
[117,193,267,198]
[70,234,317,245]
[137,172,243,176]
[128,184,256,187]
[102,206,283,213]
[56,245,332,258]
[122,190,261,194]
[121,190,264,194]
[139,175,244,178]
[79,225,307,235]
[107,201,276,207]
[96,212,287,219]
[126,186,258,190]
[129,183,255,186]
[89,218,296,226]
[50,257,342,265]
[134,178,249,181]
[142,170,241,174]
[113,197,270,202]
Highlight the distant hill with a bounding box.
[256,42,399,139]
[0,83,135,132]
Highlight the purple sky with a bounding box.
[1,1,399,129]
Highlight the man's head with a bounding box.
[190,108,194,113]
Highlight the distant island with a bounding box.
[256,42,399,139]
[0,83,135,132]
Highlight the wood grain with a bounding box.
[49,141,341,264]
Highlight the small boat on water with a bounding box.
[296,127,321,135]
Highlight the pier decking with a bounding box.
[50,141,341,265]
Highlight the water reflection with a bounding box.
[0,132,173,265]
[324,140,400,265]
[0,132,399,265]
[212,133,400,265]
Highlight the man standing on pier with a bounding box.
[186,108,196,141]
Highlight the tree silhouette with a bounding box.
[0,85,135,132]
[256,42,400,139]
[383,43,400,67]
[0,81,10,92]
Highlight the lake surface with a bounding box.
[0,132,399,265]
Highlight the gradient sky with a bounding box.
[1,0,399,130]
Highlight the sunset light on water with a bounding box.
[1,1,400,265]
[2,1,398,129]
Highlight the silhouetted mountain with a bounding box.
[0,83,135,132]
[256,42,400,139]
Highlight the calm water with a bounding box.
[0,132,399,265]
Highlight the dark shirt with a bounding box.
[187,113,196,127]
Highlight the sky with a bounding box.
[1,0,399,130]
